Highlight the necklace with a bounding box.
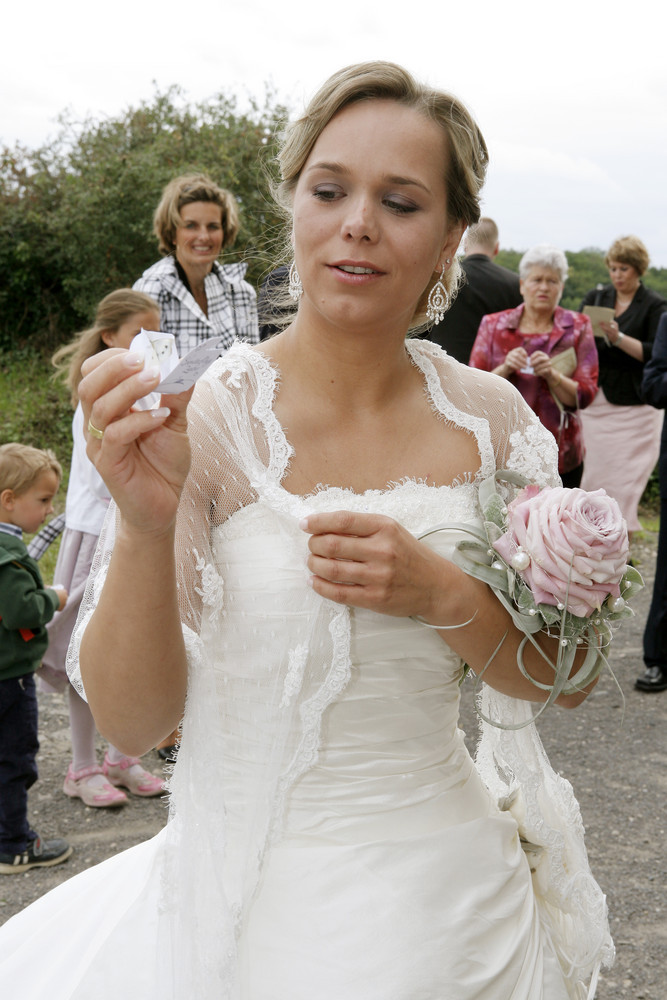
[615,285,639,313]
[615,295,635,313]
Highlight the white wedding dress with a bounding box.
[0,342,612,998]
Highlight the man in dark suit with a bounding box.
[637,312,667,692]
[428,218,522,363]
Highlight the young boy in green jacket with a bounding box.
[0,443,72,873]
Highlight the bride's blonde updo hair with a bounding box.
[274,61,489,331]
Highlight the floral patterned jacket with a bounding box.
[469,304,598,474]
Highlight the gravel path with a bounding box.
[0,533,664,998]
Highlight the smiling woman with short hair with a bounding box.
[133,172,259,355]
[578,234,667,534]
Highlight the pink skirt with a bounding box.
[39,529,99,693]
[579,388,663,532]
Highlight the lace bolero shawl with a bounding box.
[68,340,611,999]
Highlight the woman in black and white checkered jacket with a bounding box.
[134,173,259,356]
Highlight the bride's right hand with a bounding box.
[78,349,194,535]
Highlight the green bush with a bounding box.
[0,351,71,458]
[0,352,71,573]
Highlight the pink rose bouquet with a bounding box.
[492,485,630,619]
[415,470,643,725]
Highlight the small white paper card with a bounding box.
[130,330,180,410]
[129,331,228,409]
[156,336,228,394]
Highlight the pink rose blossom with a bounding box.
[493,486,629,618]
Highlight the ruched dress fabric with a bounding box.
[0,342,611,998]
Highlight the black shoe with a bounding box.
[157,744,178,761]
[0,835,73,875]
[635,666,667,693]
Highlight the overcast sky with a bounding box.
[4,0,666,266]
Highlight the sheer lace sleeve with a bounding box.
[408,339,560,488]
[65,352,264,698]
[409,342,613,996]
[172,361,261,639]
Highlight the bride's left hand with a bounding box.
[301,510,459,622]
[302,513,595,706]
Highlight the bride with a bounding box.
[0,62,612,998]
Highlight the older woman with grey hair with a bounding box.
[470,244,598,486]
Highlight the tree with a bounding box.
[0,86,289,353]
[0,145,78,351]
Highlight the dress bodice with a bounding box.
[205,483,492,847]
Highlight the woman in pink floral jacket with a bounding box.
[469,245,598,487]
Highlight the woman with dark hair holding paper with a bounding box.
[470,245,598,487]
[579,235,667,533]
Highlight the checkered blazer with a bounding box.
[133,256,259,355]
[26,514,66,560]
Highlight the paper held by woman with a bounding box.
[583,305,614,342]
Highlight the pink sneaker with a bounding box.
[63,764,128,808]
[103,753,165,797]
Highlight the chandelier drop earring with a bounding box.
[288,261,303,301]
[426,261,450,326]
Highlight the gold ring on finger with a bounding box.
[87,418,105,441]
